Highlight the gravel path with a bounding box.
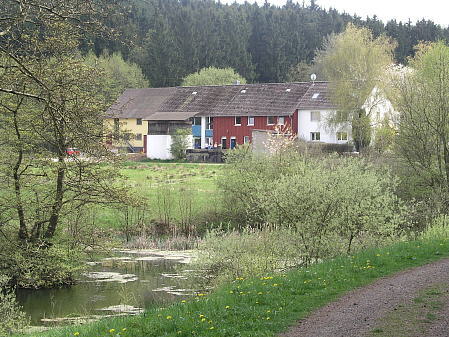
[279,258,449,337]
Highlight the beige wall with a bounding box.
[105,118,148,149]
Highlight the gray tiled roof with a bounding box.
[106,82,334,121]
[296,81,335,110]
[105,88,176,119]
[158,82,311,117]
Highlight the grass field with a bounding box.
[97,162,224,230]
[27,236,449,337]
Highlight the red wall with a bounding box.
[213,110,298,148]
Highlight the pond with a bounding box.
[16,250,196,326]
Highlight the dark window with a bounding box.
[135,133,142,141]
[207,117,213,129]
[267,116,276,125]
[194,137,201,149]
[248,116,255,126]
[235,117,242,126]
[137,118,142,125]
[193,117,201,126]
[230,138,237,149]
[311,132,320,141]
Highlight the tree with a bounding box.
[84,51,150,102]
[181,67,246,86]
[0,3,130,240]
[315,23,395,151]
[393,41,449,209]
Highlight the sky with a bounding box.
[220,0,449,27]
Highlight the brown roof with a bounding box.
[157,82,311,117]
[296,82,335,110]
[106,88,175,119]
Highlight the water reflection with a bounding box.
[16,251,194,326]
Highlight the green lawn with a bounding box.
[28,237,449,337]
[97,162,224,230]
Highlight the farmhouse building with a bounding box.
[107,81,394,158]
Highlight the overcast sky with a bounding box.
[220,0,449,27]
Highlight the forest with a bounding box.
[88,0,449,87]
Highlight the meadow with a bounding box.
[97,161,224,232]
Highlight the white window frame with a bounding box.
[310,111,320,122]
[311,132,320,141]
[278,116,285,125]
[248,116,255,126]
[267,116,276,125]
[243,136,250,144]
[235,116,242,126]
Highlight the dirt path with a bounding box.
[279,258,449,337]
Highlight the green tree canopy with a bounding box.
[393,41,449,209]
[84,51,149,102]
[181,67,246,86]
[314,23,395,151]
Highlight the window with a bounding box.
[278,116,285,125]
[337,132,348,141]
[191,117,201,126]
[311,132,320,141]
[311,111,320,122]
[135,133,142,141]
[136,118,142,125]
[244,136,250,144]
[235,116,242,126]
[194,137,201,149]
[267,116,276,125]
[206,117,213,130]
[248,116,255,126]
[336,111,349,122]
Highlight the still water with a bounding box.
[16,250,195,326]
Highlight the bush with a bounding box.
[0,239,83,289]
[204,149,409,282]
[0,275,29,336]
[170,128,191,160]
[419,215,449,241]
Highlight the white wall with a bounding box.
[146,135,194,160]
[297,109,352,144]
[147,135,173,160]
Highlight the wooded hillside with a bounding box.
[87,0,449,87]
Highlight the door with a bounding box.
[230,137,236,149]
[221,137,227,149]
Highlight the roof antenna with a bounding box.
[310,73,317,85]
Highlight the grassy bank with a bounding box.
[97,162,223,230]
[27,237,449,337]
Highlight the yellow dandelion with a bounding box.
[209,327,215,330]
[181,300,186,303]
[109,329,115,333]
[73,332,80,336]
[201,318,206,322]
[122,328,127,332]
[225,305,230,309]
[199,314,205,318]
[166,315,173,320]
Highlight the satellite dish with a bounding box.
[311,73,317,82]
